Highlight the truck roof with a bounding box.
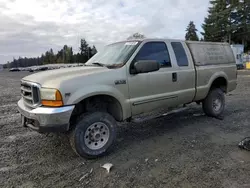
[111,38,229,45]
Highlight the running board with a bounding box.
[131,106,189,123]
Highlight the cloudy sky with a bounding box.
[0,0,210,64]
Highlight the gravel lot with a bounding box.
[1,70,250,188]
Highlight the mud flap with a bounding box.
[21,115,26,127]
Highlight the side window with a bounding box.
[133,42,171,67]
[171,42,188,66]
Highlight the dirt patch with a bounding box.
[1,70,250,188]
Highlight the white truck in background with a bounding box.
[18,39,237,158]
[231,44,244,69]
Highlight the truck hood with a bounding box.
[22,66,110,87]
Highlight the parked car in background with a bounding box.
[9,68,20,72]
[231,44,244,69]
[38,67,48,71]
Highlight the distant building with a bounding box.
[0,64,3,71]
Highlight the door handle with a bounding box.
[172,72,177,82]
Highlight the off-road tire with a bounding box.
[69,112,117,159]
[202,88,225,117]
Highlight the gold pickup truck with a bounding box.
[18,39,237,158]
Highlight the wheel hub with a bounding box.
[94,132,101,140]
[213,98,222,112]
[84,122,110,150]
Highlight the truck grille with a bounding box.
[21,81,40,108]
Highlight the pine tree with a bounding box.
[201,0,250,51]
[201,0,231,42]
[69,47,74,63]
[91,45,97,56]
[63,45,73,64]
[79,39,89,63]
[48,48,55,64]
[185,21,199,41]
[44,51,50,64]
[233,0,250,49]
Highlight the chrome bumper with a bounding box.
[17,99,75,133]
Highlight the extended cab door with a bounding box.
[169,41,196,105]
[127,40,180,115]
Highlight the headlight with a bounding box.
[40,88,63,107]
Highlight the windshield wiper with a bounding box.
[86,62,120,69]
[91,62,106,67]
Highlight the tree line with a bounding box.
[185,0,250,52]
[3,38,97,68]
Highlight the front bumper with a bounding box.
[17,99,75,133]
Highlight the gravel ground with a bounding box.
[1,70,250,188]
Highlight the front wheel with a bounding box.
[69,112,117,159]
[202,88,225,117]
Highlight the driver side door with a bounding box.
[127,41,178,116]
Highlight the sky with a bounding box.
[0,0,210,64]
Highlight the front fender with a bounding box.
[65,85,131,120]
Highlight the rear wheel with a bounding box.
[69,112,117,159]
[202,88,225,117]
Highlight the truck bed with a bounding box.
[185,41,237,101]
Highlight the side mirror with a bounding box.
[133,60,160,74]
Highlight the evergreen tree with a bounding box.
[87,47,92,59]
[69,47,74,63]
[3,38,97,67]
[79,39,89,63]
[91,45,97,56]
[73,53,81,63]
[44,51,50,64]
[233,0,250,49]
[185,21,199,41]
[63,45,72,64]
[49,48,55,64]
[201,0,250,50]
[201,0,231,42]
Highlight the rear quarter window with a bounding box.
[171,42,189,66]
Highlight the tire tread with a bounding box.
[202,88,225,117]
[69,112,117,159]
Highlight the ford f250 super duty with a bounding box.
[18,39,237,158]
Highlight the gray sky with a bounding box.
[0,0,210,64]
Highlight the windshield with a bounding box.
[85,41,140,68]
